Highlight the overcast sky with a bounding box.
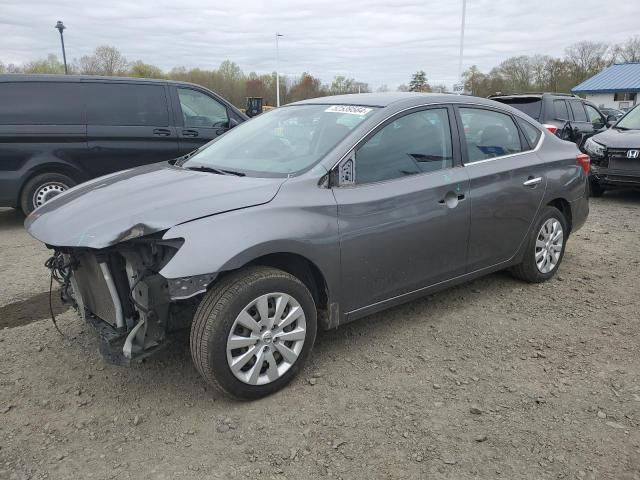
[2,0,639,89]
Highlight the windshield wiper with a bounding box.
[186,165,227,175]
[614,125,630,130]
[219,169,246,177]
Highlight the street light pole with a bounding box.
[457,0,467,86]
[276,33,283,107]
[55,21,68,74]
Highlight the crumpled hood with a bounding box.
[592,127,640,149]
[25,162,285,249]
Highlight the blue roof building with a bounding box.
[572,63,640,110]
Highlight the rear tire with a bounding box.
[511,206,568,283]
[190,266,317,400]
[20,172,76,215]
[589,178,605,197]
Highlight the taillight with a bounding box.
[542,124,558,134]
[576,153,590,174]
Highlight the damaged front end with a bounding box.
[47,235,203,366]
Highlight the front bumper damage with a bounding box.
[48,238,206,366]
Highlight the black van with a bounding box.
[0,75,247,213]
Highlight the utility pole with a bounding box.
[276,33,283,107]
[55,21,68,74]
[457,0,467,86]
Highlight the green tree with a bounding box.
[409,71,431,92]
[23,54,66,74]
[129,61,164,78]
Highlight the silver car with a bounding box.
[26,93,589,399]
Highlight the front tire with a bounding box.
[20,172,76,215]
[511,206,568,283]
[190,266,317,399]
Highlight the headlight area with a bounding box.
[47,235,199,366]
[584,138,606,159]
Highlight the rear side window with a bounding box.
[85,83,168,126]
[516,117,542,148]
[568,100,587,122]
[0,82,83,125]
[553,100,570,120]
[493,97,541,120]
[459,108,523,163]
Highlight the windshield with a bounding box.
[182,104,378,176]
[615,106,640,130]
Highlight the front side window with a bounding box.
[182,104,377,176]
[584,104,604,126]
[178,88,229,128]
[86,83,168,126]
[459,108,523,163]
[354,108,453,184]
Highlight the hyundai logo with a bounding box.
[628,150,640,159]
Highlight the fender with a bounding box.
[159,176,341,311]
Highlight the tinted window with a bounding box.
[178,88,229,128]
[355,108,453,184]
[493,97,541,120]
[86,83,168,126]
[460,108,523,163]
[516,117,542,148]
[0,82,82,125]
[584,104,604,126]
[553,100,570,120]
[568,100,587,122]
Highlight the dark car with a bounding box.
[490,93,609,149]
[0,74,247,213]
[599,107,625,122]
[583,105,640,196]
[26,93,589,399]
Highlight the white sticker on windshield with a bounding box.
[325,105,373,115]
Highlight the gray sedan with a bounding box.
[26,93,589,399]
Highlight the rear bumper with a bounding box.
[569,192,589,234]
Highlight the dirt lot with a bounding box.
[1,192,639,480]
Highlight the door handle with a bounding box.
[523,176,542,187]
[438,191,465,208]
[153,128,171,137]
[182,129,199,137]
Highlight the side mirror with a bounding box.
[229,117,240,129]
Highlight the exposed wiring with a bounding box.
[45,251,73,338]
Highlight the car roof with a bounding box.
[289,92,507,109]
[0,73,201,90]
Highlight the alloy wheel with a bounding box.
[226,293,307,386]
[535,218,563,274]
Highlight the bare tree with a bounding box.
[78,46,128,76]
[564,41,611,81]
[613,36,640,63]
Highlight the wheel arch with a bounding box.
[546,198,572,234]
[215,251,334,329]
[17,161,87,206]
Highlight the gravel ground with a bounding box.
[1,192,639,480]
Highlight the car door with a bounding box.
[171,86,234,155]
[456,106,547,272]
[84,82,179,177]
[567,99,596,148]
[332,106,470,313]
[584,103,607,135]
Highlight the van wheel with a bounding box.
[511,206,568,283]
[190,266,317,399]
[20,172,76,214]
